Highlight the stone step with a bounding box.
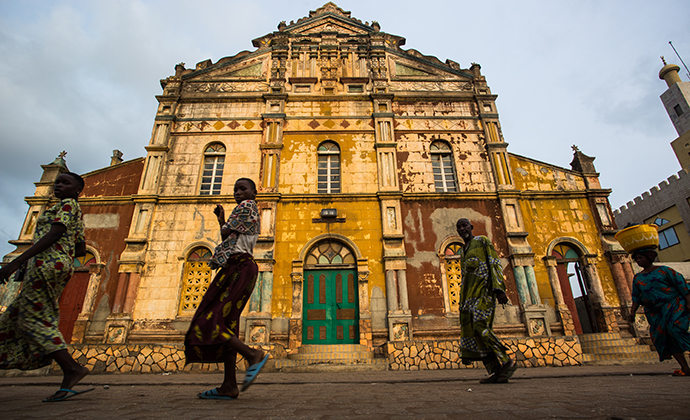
[288,351,375,361]
[580,345,656,356]
[294,344,370,354]
[580,339,650,350]
[579,338,638,348]
[578,332,660,366]
[582,352,659,365]
[578,332,626,342]
[273,358,389,373]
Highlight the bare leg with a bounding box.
[45,349,89,399]
[213,336,264,397]
[672,352,690,375]
[226,335,264,367]
[217,352,239,398]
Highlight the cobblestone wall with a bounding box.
[17,337,584,374]
[386,337,582,371]
[46,343,276,374]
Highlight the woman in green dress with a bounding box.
[0,172,92,401]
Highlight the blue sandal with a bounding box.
[198,388,236,400]
[241,354,269,392]
[42,387,95,402]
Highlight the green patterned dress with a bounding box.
[0,198,84,370]
[457,235,510,374]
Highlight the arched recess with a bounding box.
[290,233,370,348]
[545,237,598,334]
[437,235,465,315]
[177,244,214,318]
[60,245,103,344]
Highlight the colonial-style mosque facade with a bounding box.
[2,3,655,372]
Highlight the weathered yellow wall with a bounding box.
[158,130,263,197]
[134,202,222,320]
[512,156,587,192]
[511,155,619,307]
[271,199,385,318]
[280,131,377,195]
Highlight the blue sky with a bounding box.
[1,0,689,258]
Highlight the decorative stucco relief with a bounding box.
[389,81,473,92]
[182,82,269,93]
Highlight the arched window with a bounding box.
[430,141,457,192]
[318,141,341,193]
[200,143,226,195]
[305,240,355,267]
[551,243,579,260]
[73,251,97,270]
[443,243,463,312]
[178,247,213,316]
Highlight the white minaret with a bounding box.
[661,58,690,169]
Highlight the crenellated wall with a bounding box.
[613,169,690,262]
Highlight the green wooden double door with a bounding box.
[303,269,359,344]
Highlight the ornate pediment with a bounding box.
[182,53,269,83]
[288,16,370,36]
[391,57,473,81]
[309,2,352,19]
[395,63,435,77]
[162,2,478,91]
[252,2,383,47]
[286,2,373,35]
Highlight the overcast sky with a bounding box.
[1,0,689,258]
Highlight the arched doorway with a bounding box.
[59,251,97,343]
[551,243,597,334]
[302,240,359,344]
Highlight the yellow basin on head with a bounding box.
[614,224,659,253]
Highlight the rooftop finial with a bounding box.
[48,150,68,168]
[571,145,580,152]
[661,55,667,65]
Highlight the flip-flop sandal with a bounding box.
[498,360,518,381]
[198,388,237,400]
[479,373,502,384]
[241,354,269,392]
[42,387,95,402]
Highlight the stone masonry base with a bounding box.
[1,336,582,376]
[386,336,583,371]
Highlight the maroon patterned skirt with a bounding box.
[184,253,258,363]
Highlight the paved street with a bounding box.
[0,362,688,419]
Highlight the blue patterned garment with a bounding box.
[632,266,690,361]
[457,236,509,373]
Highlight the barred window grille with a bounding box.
[431,141,457,192]
[444,243,463,312]
[200,144,226,195]
[178,248,213,315]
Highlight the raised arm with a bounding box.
[0,223,66,284]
